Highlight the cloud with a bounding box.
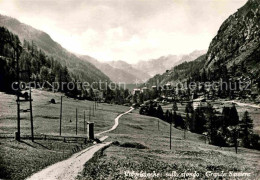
[0,0,248,63]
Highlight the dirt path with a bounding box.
[96,107,134,136]
[26,107,134,180]
[226,100,260,109]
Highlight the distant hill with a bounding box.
[107,60,151,83]
[144,54,206,87]
[0,14,110,83]
[133,50,206,76]
[90,50,206,84]
[80,56,146,84]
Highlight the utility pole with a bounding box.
[92,103,95,116]
[76,108,78,135]
[59,96,62,136]
[234,128,238,154]
[170,122,172,150]
[15,50,21,141]
[89,106,91,119]
[84,110,86,133]
[29,84,34,142]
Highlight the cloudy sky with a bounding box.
[0,0,247,63]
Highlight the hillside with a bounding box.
[81,56,151,84]
[205,0,260,74]
[78,110,260,179]
[144,54,206,87]
[90,50,206,84]
[145,0,260,88]
[107,60,151,83]
[133,50,206,77]
[0,14,110,83]
[0,90,129,179]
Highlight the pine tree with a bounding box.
[192,108,206,133]
[172,101,178,112]
[205,104,218,144]
[201,68,207,82]
[229,104,239,126]
[183,113,189,139]
[240,111,253,148]
[156,105,164,120]
[185,102,194,113]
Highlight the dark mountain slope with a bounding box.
[144,54,206,87]
[145,0,260,89]
[0,14,110,83]
[205,0,260,74]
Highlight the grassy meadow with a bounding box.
[78,109,260,179]
[1,89,259,179]
[0,90,129,179]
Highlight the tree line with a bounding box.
[140,100,260,150]
[0,27,131,103]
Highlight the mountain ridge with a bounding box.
[144,0,260,88]
[80,55,144,84]
[133,50,206,76]
[204,0,260,72]
[0,14,110,83]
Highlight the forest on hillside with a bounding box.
[0,27,131,103]
[0,27,73,93]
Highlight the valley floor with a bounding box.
[78,110,260,180]
[0,90,260,179]
[0,90,129,179]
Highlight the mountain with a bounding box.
[107,60,151,83]
[145,0,260,88]
[94,50,206,84]
[0,14,110,83]
[144,54,206,87]
[204,0,260,74]
[80,56,146,84]
[133,50,206,76]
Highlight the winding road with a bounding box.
[226,100,260,109]
[26,107,134,180]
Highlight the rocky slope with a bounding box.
[145,0,260,87]
[205,0,260,73]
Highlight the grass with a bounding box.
[0,90,129,179]
[0,90,129,136]
[0,139,90,180]
[1,90,259,179]
[78,110,260,179]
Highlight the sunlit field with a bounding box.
[0,90,129,179]
[78,110,260,179]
